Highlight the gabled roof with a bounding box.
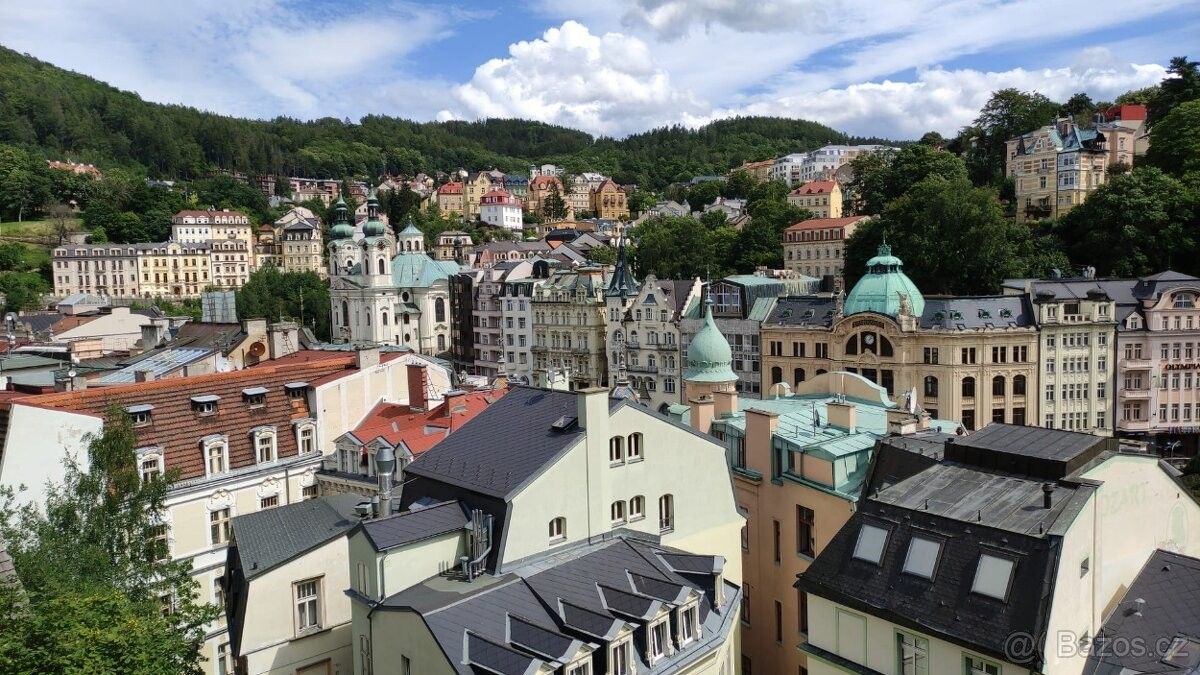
[360,500,471,551]
[232,493,362,579]
[790,180,838,195]
[436,182,464,195]
[343,388,507,456]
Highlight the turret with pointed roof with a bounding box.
[604,238,639,298]
[361,188,387,238]
[329,197,354,240]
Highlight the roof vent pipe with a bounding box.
[1042,483,1055,509]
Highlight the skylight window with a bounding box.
[852,524,889,564]
[902,536,942,579]
[1162,636,1200,669]
[972,554,1015,600]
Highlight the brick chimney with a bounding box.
[134,369,156,383]
[407,363,429,412]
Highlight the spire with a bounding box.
[366,187,379,220]
[604,236,638,298]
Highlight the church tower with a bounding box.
[359,189,393,289]
[396,221,425,254]
[684,291,739,433]
[327,197,358,278]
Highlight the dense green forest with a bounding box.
[0,46,887,190]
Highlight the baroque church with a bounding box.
[328,191,460,354]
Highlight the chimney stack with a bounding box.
[406,363,429,411]
[1042,483,1054,509]
[134,369,156,383]
[355,346,380,370]
[826,400,857,433]
[714,388,738,419]
[689,395,715,434]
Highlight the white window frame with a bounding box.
[610,637,633,675]
[629,496,645,521]
[566,658,592,675]
[609,435,625,465]
[136,446,164,483]
[648,616,671,663]
[295,419,317,455]
[294,576,323,635]
[627,433,643,461]
[209,506,232,546]
[202,436,230,477]
[611,501,626,526]
[678,602,701,646]
[252,426,278,464]
[549,517,567,544]
[658,494,674,533]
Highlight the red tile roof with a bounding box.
[344,387,508,456]
[15,351,365,481]
[790,180,838,195]
[436,182,464,195]
[785,215,868,232]
[529,175,563,190]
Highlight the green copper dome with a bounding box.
[684,297,738,383]
[329,198,354,240]
[844,242,924,318]
[362,189,386,237]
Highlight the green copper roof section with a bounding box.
[684,297,737,383]
[361,188,386,237]
[844,242,925,318]
[329,197,354,240]
[398,222,423,236]
[390,252,456,288]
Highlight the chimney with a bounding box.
[268,321,299,359]
[134,369,156,383]
[826,400,857,433]
[714,388,738,419]
[139,319,168,352]
[375,445,397,518]
[406,363,429,411]
[1042,483,1054,509]
[689,395,715,434]
[577,386,611,538]
[744,408,780,476]
[355,346,380,370]
[886,408,919,435]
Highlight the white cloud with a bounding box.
[620,0,833,39]
[452,21,707,136]
[721,52,1168,138]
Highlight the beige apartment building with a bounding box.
[591,178,629,220]
[463,171,492,219]
[787,180,842,219]
[434,181,465,217]
[171,210,253,246]
[137,241,214,298]
[532,266,610,389]
[210,239,251,289]
[1007,118,1115,223]
[783,215,867,281]
[761,245,1039,430]
[50,243,142,298]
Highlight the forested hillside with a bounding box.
[0,46,885,189]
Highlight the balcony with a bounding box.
[531,345,548,354]
[1119,419,1152,432]
[1120,388,1151,399]
[628,365,659,374]
[1120,358,1151,370]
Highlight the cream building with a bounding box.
[211,239,251,289]
[434,182,465,217]
[348,384,745,675]
[783,215,867,281]
[798,423,1200,675]
[591,178,630,220]
[463,171,493,219]
[1007,118,1113,223]
[171,209,253,246]
[532,266,610,389]
[787,180,842,219]
[273,207,325,277]
[50,243,142,298]
[136,241,214,299]
[761,245,1039,430]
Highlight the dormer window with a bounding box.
[677,602,700,646]
[136,447,164,483]
[284,382,308,400]
[242,387,268,407]
[125,404,153,426]
[649,616,670,663]
[852,524,889,564]
[972,553,1016,601]
[252,427,277,464]
[191,395,219,416]
[201,435,229,476]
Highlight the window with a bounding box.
[210,508,231,545]
[658,494,674,532]
[216,643,232,675]
[923,376,938,397]
[650,619,669,662]
[972,554,1015,600]
[962,377,975,398]
[148,524,169,561]
[1013,374,1026,396]
[609,436,624,464]
[260,495,279,509]
[549,517,566,543]
[611,639,632,675]
[610,501,626,525]
[302,484,317,499]
[298,424,316,455]
[992,376,1005,397]
[897,631,929,675]
[191,395,219,416]
[627,433,642,461]
[294,577,322,633]
[798,589,809,634]
[680,603,699,645]
[965,655,1001,675]
[255,429,276,464]
[774,600,784,643]
[796,506,815,556]
[204,438,228,476]
[567,662,590,675]
[852,524,888,564]
[923,347,938,364]
[629,496,645,520]
[138,451,163,482]
[773,520,781,563]
[902,536,942,579]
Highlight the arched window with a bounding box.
[609,436,624,464]
[658,494,674,533]
[1013,374,1026,396]
[924,375,938,397]
[879,336,894,358]
[610,501,626,525]
[548,517,566,543]
[630,330,638,344]
[437,334,446,351]
[962,376,976,398]
[627,433,642,461]
[771,366,783,385]
[845,334,859,356]
[341,301,349,326]
[794,368,806,386]
[377,258,386,275]
[992,375,1006,396]
[435,298,446,322]
[629,496,645,520]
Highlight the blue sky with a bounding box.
[1,0,1195,139]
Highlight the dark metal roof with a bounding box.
[1086,549,1200,674]
[920,295,1034,330]
[231,494,362,579]
[360,500,470,551]
[764,296,837,327]
[945,423,1116,479]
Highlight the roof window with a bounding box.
[972,553,1015,600]
[125,403,153,426]
[242,387,267,407]
[852,524,889,565]
[191,394,219,416]
[901,536,942,579]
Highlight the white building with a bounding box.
[171,210,254,246]
[478,188,524,231]
[769,145,894,186]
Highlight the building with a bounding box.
[770,145,892,186]
[797,423,1200,674]
[682,274,819,400]
[525,175,566,218]
[787,180,842,219]
[50,243,142,298]
[346,384,744,675]
[1100,103,1150,158]
[135,241,215,298]
[210,239,252,289]
[565,174,591,217]
[328,195,458,354]
[783,215,867,281]
[499,270,546,384]
[604,247,700,412]
[473,240,551,267]
[761,244,1039,430]
[736,159,774,182]
[468,261,535,379]
[1007,117,1113,223]
[591,178,629,220]
[272,207,325,277]
[435,181,465,217]
[1001,277,1118,434]
[171,210,253,246]
[432,231,473,262]
[463,171,493,219]
[289,178,340,206]
[532,267,610,389]
[503,173,529,200]
[478,188,524,231]
[677,313,955,674]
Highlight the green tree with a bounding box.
[848,145,968,215]
[1062,92,1097,123]
[235,266,331,340]
[631,216,718,279]
[191,175,270,223]
[0,271,49,313]
[626,189,655,217]
[1146,100,1200,176]
[1149,56,1200,127]
[700,209,728,229]
[586,245,617,265]
[961,88,1060,185]
[722,170,757,199]
[845,176,1069,294]
[684,180,722,213]
[542,184,568,221]
[1055,167,1199,277]
[0,243,25,271]
[0,145,53,221]
[0,409,220,674]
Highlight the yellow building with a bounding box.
[463,171,492,219]
[591,178,629,220]
[136,241,212,298]
[787,180,842,219]
[1007,118,1112,223]
[532,267,610,389]
[760,244,1039,431]
[736,159,774,182]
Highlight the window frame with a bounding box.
[851,523,889,565]
[294,576,324,635]
[549,516,567,544]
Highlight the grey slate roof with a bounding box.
[945,422,1116,479]
[763,296,836,327]
[232,493,362,579]
[1086,549,1200,674]
[403,387,597,499]
[920,295,1034,330]
[360,500,470,551]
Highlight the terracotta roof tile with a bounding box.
[785,215,868,232]
[790,180,838,195]
[346,387,507,456]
